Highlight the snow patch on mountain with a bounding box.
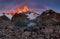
[26,13,39,20]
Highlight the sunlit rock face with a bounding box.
[36,10,60,26]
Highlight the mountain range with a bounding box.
[0,9,60,27]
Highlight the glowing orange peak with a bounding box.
[23,5,29,12]
[16,7,22,13]
[6,5,29,15]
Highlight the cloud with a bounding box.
[25,0,48,10]
[0,0,49,13]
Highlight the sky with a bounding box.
[0,0,60,13]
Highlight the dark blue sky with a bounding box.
[0,0,60,13]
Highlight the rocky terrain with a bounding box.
[0,10,60,39]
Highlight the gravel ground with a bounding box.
[0,24,60,39]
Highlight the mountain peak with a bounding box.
[42,9,55,15]
[36,9,60,26]
[0,15,10,21]
[11,13,30,22]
